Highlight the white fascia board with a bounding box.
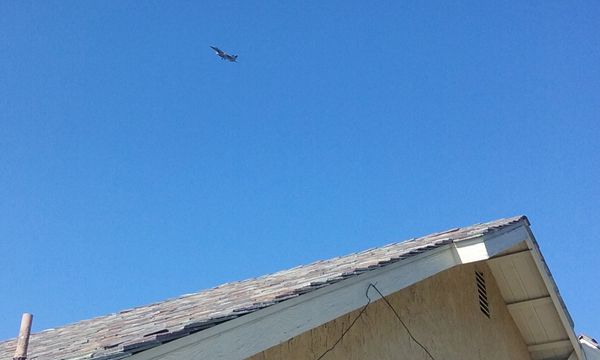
[453,222,529,264]
[129,244,459,360]
[524,228,584,360]
[129,221,531,360]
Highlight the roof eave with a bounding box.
[455,219,583,360]
[129,242,462,360]
[524,227,584,360]
[129,218,551,360]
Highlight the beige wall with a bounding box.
[248,262,531,360]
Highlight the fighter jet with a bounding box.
[210,46,238,62]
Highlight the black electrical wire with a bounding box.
[315,285,373,360]
[369,284,436,360]
[314,283,436,360]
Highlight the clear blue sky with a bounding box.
[1,1,599,341]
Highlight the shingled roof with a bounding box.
[0,216,527,360]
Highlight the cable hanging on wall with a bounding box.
[315,283,437,360]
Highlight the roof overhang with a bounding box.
[129,219,583,360]
[456,221,584,360]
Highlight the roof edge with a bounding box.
[523,226,584,360]
[128,220,534,360]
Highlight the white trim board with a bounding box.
[130,244,458,360]
[524,228,583,360]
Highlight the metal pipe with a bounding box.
[13,313,33,360]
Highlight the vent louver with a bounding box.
[475,271,490,318]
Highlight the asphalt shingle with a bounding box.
[0,215,527,360]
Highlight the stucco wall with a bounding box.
[247,262,531,360]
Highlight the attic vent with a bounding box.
[475,271,490,318]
